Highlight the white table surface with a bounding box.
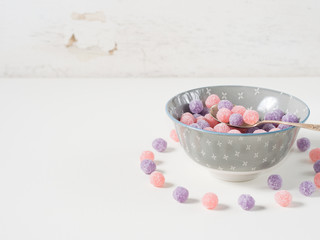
[0,78,319,240]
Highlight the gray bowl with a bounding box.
[166,86,310,181]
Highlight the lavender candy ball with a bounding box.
[140,159,156,175]
[189,100,204,114]
[262,123,276,132]
[152,138,167,152]
[264,111,281,121]
[296,137,311,152]
[313,160,320,173]
[190,123,201,129]
[218,100,233,110]
[267,174,282,190]
[229,113,244,126]
[173,186,189,203]
[238,194,255,211]
[193,113,202,118]
[273,109,285,119]
[282,113,299,123]
[299,181,316,196]
[197,120,210,129]
[200,107,209,116]
[247,127,259,133]
[278,124,291,130]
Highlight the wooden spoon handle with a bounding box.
[262,120,320,131]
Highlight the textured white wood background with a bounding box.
[1,0,320,77]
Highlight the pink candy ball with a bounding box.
[216,108,232,123]
[213,123,231,133]
[231,105,246,116]
[314,172,320,188]
[253,129,266,134]
[309,148,320,163]
[140,151,154,162]
[204,114,219,128]
[205,94,220,108]
[180,113,196,125]
[203,127,214,131]
[243,110,260,125]
[150,171,165,187]
[274,190,292,207]
[202,192,219,209]
[228,129,241,134]
[170,129,179,142]
[196,116,207,122]
[269,128,281,132]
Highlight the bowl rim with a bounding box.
[165,85,310,136]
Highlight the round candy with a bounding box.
[229,113,244,126]
[196,116,207,122]
[262,123,275,132]
[247,127,259,133]
[200,107,210,116]
[197,119,210,129]
[314,173,320,188]
[180,112,196,125]
[213,123,231,133]
[309,148,320,163]
[269,128,281,132]
[189,100,204,114]
[282,113,299,123]
[296,137,310,152]
[216,108,232,123]
[278,124,291,130]
[243,110,259,125]
[205,94,220,108]
[150,171,165,187]
[173,186,189,203]
[231,105,246,116]
[253,129,266,134]
[140,159,156,175]
[299,181,316,196]
[170,129,179,142]
[264,111,281,121]
[275,190,292,207]
[193,113,202,118]
[202,193,219,209]
[313,160,320,173]
[190,123,201,129]
[268,174,282,190]
[228,129,241,134]
[140,150,154,162]
[152,138,167,152]
[218,100,233,110]
[203,127,214,131]
[273,109,285,119]
[238,194,255,211]
[204,114,219,128]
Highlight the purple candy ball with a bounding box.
[189,100,204,114]
[229,113,244,126]
[313,160,320,173]
[152,138,167,152]
[140,159,156,175]
[173,186,189,203]
[282,113,299,123]
[218,100,233,111]
[190,123,201,129]
[267,174,282,190]
[299,181,316,196]
[273,109,285,119]
[262,123,276,132]
[247,127,259,133]
[193,113,202,118]
[238,194,255,211]
[278,124,291,130]
[296,137,311,152]
[197,119,210,129]
[200,107,209,116]
[264,111,281,121]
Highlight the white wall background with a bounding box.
[1,0,320,77]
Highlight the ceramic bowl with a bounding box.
[166,85,310,181]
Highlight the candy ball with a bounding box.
[253,129,266,134]
[228,129,241,134]
[190,123,201,129]
[262,123,275,132]
[269,128,281,132]
[218,100,233,111]
[229,113,244,126]
[273,109,285,119]
[268,174,282,190]
[140,159,156,175]
[238,194,255,211]
[314,173,320,188]
[309,148,320,163]
[197,119,210,129]
[205,94,220,108]
[216,108,232,123]
[170,129,179,142]
[264,111,281,121]
[247,127,259,133]
[173,186,189,203]
[203,127,214,131]
[296,137,310,152]
[243,110,259,125]
[193,113,202,118]
[150,171,165,187]
[152,138,167,152]
[299,181,316,196]
[213,123,231,133]
[204,114,219,128]
[140,150,154,162]
[313,160,320,173]
[196,116,206,122]
[275,190,292,207]
[202,193,219,209]
[200,107,209,116]
[278,124,291,130]
[231,105,246,116]
[180,112,196,125]
[189,100,204,114]
[282,113,299,123]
